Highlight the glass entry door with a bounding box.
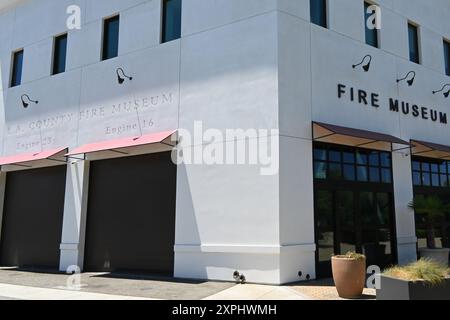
[315,189,396,278]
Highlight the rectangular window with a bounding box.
[52,34,67,75]
[364,2,379,48]
[412,158,450,188]
[102,15,120,61]
[310,0,327,28]
[10,49,24,87]
[444,39,450,76]
[408,23,420,64]
[313,144,391,184]
[162,0,182,43]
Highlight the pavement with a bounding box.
[0,268,376,300]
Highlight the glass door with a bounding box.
[315,189,396,278]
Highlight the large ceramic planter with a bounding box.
[332,256,366,299]
[377,275,450,300]
[419,248,450,266]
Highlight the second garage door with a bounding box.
[84,152,177,275]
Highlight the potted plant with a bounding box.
[377,259,450,300]
[409,196,450,265]
[332,252,366,299]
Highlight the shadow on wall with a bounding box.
[175,162,202,247]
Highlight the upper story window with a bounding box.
[408,22,420,64]
[162,0,182,43]
[10,49,24,87]
[313,144,392,184]
[364,2,379,48]
[102,15,120,61]
[310,0,327,28]
[444,39,450,76]
[412,158,450,188]
[52,34,67,75]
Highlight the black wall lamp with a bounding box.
[352,55,372,72]
[432,84,450,98]
[116,67,133,84]
[397,71,416,86]
[21,94,38,108]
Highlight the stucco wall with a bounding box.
[0,0,449,284]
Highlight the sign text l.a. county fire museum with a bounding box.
[337,83,448,125]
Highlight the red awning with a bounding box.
[0,148,67,169]
[411,140,450,160]
[313,122,409,151]
[66,130,177,158]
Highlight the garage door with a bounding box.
[0,165,67,268]
[84,152,177,275]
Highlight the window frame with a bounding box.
[412,157,450,188]
[313,143,393,186]
[444,38,450,77]
[408,22,421,64]
[310,0,328,29]
[101,14,120,61]
[10,49,24,88]
[161,0,182,43]
[364,1,380,48]
[52,33,68,76]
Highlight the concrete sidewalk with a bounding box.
[0,282,308,300]
[204,284,308,300]
[0,283,154,300]
[0,269,375,300]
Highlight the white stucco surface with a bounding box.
[0,0,449,284]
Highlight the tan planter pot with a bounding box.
[332,256,366,299]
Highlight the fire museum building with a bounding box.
[0,0,449,284]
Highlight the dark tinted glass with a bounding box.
[314,148,327,161]
[365,2,379,48]
[162,0,182,43]
[408,23,420,64]
[343,164,356,181]
[445,40,450,76]
[310,0,327,28]
[10,50,24,87]
[102,15,120,61]
[336,191,354,227]
[52,34,67,75]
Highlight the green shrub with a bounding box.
[334,252,366,261]
[384,259,450,286]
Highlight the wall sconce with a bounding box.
[21,94,39,108]
[116,67,133,84]
[352,55,372,72]
[396,71,416,86]
[432,84,450,98]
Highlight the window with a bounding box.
[10,49,24,87]
[412,158,450,188]
[408,23,420,64]
[444,39,450,76]
[52,34,67,75]
[162,0,182,43]
[310,0,327,28]
[313,144,392,184]
[364,2,379,48]
[102,15,120,61]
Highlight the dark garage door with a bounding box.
[0,165,67,268]
[84,152,177,275]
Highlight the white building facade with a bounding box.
[0,0,449,284]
